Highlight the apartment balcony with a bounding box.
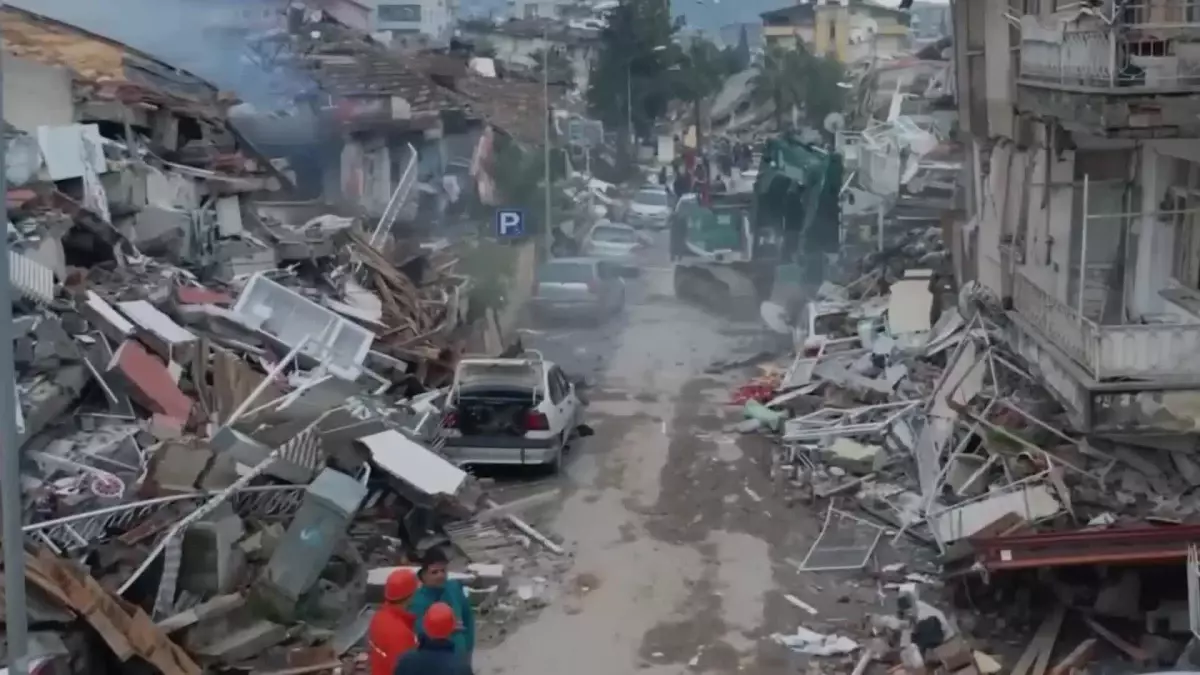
[1011,270,1200,381]
[1015,0,1200,136]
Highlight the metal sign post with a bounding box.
[0,10,31,674]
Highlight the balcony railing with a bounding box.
[1018,4,1200,91]
[1013,270,1200,379]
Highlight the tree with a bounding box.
[733,25,751,71]
[751,45,808,130]
[803,56,847,130]
[586,0,677,143]
[750,45,846,131]
[672,39,728,104]
[489,134,567,237]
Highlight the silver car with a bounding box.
[582,223,645,264]
[531,257,626,322]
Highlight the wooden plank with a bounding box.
[1030,605,1067,675]
[1011,604,1065,675]
[1048,638,1097,675]
[27,550,135,660]
[1082,615,1150,664]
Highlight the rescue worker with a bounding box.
[408,548,476,660]
[367,569,419,675]
[393,603,473,675]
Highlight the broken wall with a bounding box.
[4,56,73,133]
[976,143,1010,298]
[1021,137,1075,304]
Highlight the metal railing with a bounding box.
[1018,6,1200,91]
[1108,0,1200,28]
[24,485,306,555]
[1013,268,1200,379]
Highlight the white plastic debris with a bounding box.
[771,626,859,655]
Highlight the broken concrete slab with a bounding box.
[823,438,884,475]
[80,290,135,344]
[357,429,468,499]
[192,619,288,663]
[116,299,197,363]
[930,481,1063,545]
[107,339,193,422]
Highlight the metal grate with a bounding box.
[798,504,886,572]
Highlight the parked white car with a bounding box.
[582,222,646,265]
[628,186,672,229]
[440,353,583,472]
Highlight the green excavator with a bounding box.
[672,134,845,319]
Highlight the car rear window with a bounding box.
[635,190,668,206]
[458,362,542,390]
[592,226,637,244]
[538,262,596,283]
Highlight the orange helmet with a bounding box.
[423,602,456,640]
[384,569,418,603]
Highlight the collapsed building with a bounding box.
[710,1,1200,671]
[0,4,574,674]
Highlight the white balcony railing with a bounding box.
[1013,270,1200,379]
[1018,5,1200,91]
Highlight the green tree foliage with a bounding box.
[488,134,568,236]
[671,38,729,103]
[751,45,846,130]
[733,25,752,71]
[587,0,676,139]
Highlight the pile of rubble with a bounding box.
[735,254,1200,673]
[6,124,565,675]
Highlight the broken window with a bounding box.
[1166,163,1200,292]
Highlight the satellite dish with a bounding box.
[823,112,846,134]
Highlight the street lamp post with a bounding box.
[542,24,553,256]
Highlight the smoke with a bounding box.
[8,0,317,109]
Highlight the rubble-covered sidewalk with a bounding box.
[732,229,1200,675]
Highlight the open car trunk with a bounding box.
[455,387,540,436]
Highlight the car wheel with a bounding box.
[547,438,565,475]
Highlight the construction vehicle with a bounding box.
[672,134,844,318]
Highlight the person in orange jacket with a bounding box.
[368,569,419,675]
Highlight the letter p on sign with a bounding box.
[496,209,525,238]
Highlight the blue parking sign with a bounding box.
[495,209,525,238]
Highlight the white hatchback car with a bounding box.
[440,354,583,472]
[628,186,672,229]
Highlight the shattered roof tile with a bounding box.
[0,6,223,114]
[455,76,567,145]
[307,50,465,115]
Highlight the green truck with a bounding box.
[672,134,845,316]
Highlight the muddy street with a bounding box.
[478,263,884,675]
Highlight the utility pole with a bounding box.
[625,60,633,150]
[0,10,31,675]
[543,25,553,256]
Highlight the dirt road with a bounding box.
[478,261,885,675]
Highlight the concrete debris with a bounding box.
[5,64,566,671]
[730,215,1200,675]
[771,625,859,656]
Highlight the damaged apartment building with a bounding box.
[229,12,566,229]
[3,4,289,441]
[0,5,569,673]
[3,4,285,280]
[949,0,1200,650]
[952,0,1200,437]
